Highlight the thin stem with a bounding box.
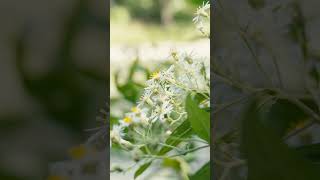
[284,120,315,140]
[277,92,320,124]
[168,136,209,144]
[269,47,284,88]
[216,0,273,86]
[142,145,210,159]
[158,142,183,152]
[214,95,251,114]
[239,30,274,86]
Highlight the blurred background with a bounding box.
[110,0,210,97]
[0,0,107,179]
[110,0,210,179]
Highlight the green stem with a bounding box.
[142,145,210,160]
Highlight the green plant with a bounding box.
[110,2,210,179]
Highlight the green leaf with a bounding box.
[296,143,320,162]
[134,162,152,179]
[162,158,181,170]
[162,158,190,180]
[128,59,150,80]
[259,99,308,137]
[242,100,320,180]
[190,162,210,180]
[186,94,210,142]
[114,71,141,103]
[114,59,148,103]
[134,120,192,179]
[158,120,192,155]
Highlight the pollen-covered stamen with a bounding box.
[131,107,140,113]
[171,50,179,61]
[123,116,133,124]
[151,71,160,80]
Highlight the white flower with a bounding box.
[195,2,210,18]
[193,2,210,36]
[119,139,134,150]
[151,101,174,123]
[119,115,133,127]
[166,130,172,136]
[139,111,150,125]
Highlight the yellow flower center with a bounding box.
[124,116,133,124]
[171,51,178,60]
[131,107,140,113]
[151,72,160,80]
[68,144,87,160]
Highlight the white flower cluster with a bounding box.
[193,1,210,37]
[110,51,210,157]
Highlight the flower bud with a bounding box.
[166,130,172,136]
[146,98,154,106]
[111,166,123,173]
[119,139,134,151]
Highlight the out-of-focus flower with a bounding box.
[68,145,88,160]
[107,2,211,171]
[110,125,124,144]
[120,116,133,126]
[193,1,210,37]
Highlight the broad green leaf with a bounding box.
[134,120,192,179]
[242,100,320,180]
[296,143,320,162]
[190,162,210,180]
[162,158,181,170]
[128,59,150,80]
[134,162,152,179]
[158,120,192,155]
[114,59,148,103]
[162,158,190,179]
[114,74,141,103]
[259,99,307,137]
[186,94,210,142]
[110,115,118,127]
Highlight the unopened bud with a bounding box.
[119,139,134,151]
[111,166,123,173]
[166,130,172,136]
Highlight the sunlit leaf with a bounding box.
[134,162,152,180]
[190,162,210,180]
[186,94,210,142]
[134,120,192,179]
[158,120,192,155]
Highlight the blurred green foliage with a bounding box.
[110,0,202,44]
[1,0,107,179]
[114,0,163,23]
[241,99,320,180]
[114,59,149,103]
